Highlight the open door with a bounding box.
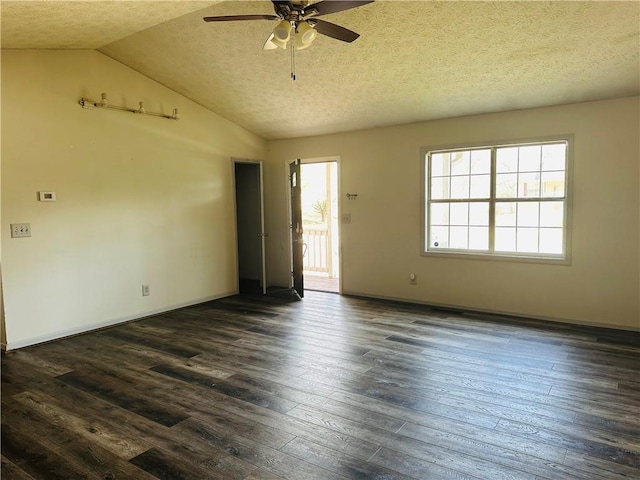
[234,160,267,294]
[290,159,304,298]
[300,161,340,293]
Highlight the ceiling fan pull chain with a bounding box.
[290,22,296,81]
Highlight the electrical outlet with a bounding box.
[342,214,351,224]
[11,223,31,238]
[142,284,150,296]
[409,273,417,285]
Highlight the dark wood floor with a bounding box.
[2,291,639,480]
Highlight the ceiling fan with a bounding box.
[203,1,374,52]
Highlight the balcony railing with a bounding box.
[303,227,332,275]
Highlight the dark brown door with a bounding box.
[290,160,304,298]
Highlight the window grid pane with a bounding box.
[428,200,489,251]
[427,141,567,258]
[496,142,567,201]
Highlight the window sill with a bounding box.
[422,249,571,266]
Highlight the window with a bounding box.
[424,138,570,260]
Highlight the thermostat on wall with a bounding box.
[38,191,56,202]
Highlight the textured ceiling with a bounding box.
[0,1,222,49]
[2,1,639,140]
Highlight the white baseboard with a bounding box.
[341,290,640,333]
[3,291,237,351]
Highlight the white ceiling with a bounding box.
[2,1,639,140]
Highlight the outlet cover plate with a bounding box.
[11,223,31,238]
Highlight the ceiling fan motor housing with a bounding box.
[273,0,320,22]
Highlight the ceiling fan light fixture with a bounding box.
[269,36,288,49]
[295,21,318,50]
[273,19,292,43]
[263,33,279,50]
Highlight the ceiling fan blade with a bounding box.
[203,14,279,22]
[311,19,360,42]
[306,1,374,17]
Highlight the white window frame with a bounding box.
[421,135,573,264]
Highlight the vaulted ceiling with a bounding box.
[2,1,639,140]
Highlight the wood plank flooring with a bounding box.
[2,291,639,480]
[304,274,339,293]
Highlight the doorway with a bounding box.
[300,160,340,293]
[234,160,267,294]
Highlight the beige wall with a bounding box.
[266,97,640,330]
[1,50,267,349]
[2,50,637,345]
[1,266,5,346]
